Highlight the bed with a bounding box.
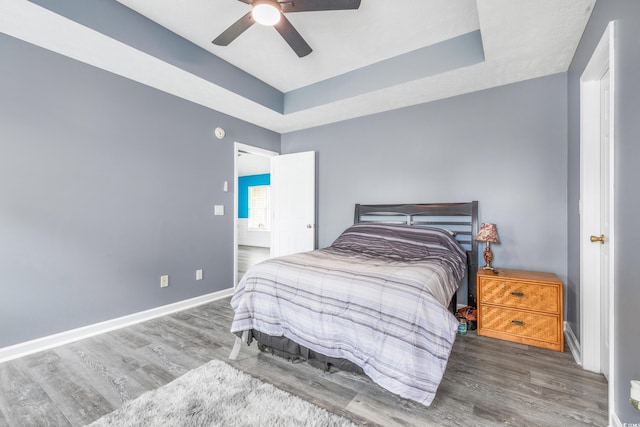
[229,201,479,406]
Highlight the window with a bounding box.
[248,185,271,230]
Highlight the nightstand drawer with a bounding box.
[480,306,560,343]
[478,278,560,313]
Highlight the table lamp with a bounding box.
[475,223,500,271]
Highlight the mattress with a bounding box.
[230,223,467,405]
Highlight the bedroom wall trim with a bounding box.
[564,321,582,366]
[0,288,234,364]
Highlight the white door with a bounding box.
[579,22,615,381]
[270,151,316,257]
[598,69,611,379]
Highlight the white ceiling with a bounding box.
[117,0,482,92]
[1,0,595,133]
[238,151,271,176]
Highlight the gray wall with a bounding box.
[28,0,284,113]
[282,73,568,304]
[567,1,640,422]
[0,34,279,348]
[6,2,638,419]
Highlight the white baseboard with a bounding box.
[564,321,582,366]
[0,288,234,364]
[611,411,622,427]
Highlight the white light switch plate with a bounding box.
[160,275,169,288]
[214,205,224,215]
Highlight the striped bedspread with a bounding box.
[230,224,467,405]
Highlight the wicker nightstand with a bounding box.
[477,269,564,352]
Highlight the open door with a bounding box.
[580,22,615,377]
[270,151,316,257]
[579,21,615,426]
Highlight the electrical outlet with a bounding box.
[160,275,169,288]
[196,269,203,280]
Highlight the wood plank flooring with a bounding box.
[0,297,607,426]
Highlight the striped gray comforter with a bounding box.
[230,224,467,405]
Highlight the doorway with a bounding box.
[234,143,277,285]
[579,20,615,422]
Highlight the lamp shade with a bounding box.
[475,223,500,243]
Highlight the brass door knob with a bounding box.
[590,234,606,244]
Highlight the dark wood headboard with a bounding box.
[354,201,479,307]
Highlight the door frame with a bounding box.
[233,142,278,287]
[579,20,615,422]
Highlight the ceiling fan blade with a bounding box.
[274,14,312,57]
[212,11,254,46]
[280,0,361,13]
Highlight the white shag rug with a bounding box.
[86,359,357,427]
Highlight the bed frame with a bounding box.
[354,201,479,307]
[230,201,479,374]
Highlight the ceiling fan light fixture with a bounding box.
[252,1,281,26]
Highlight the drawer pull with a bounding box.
[510,291,525,297]
[511,320,525,326]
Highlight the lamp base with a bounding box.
[482,243,495,271]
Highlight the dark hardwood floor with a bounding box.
[0,297,607,426]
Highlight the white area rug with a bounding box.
[86,359,356,427]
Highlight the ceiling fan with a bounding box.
[212,0,362,58]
